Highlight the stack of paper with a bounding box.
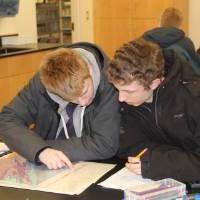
[99,167,154,190]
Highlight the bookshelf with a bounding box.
[36,1,60,43]
[36,0,73,44]
[59,0,73,44]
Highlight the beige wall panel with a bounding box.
[8,54,35,77]
[94,0,132,19]
[94,18,132,57]
[0,0,37,45]
[0,72,35,108]
[0,78,12,108]
[133,0,156,18]
[132,0,173,19]
[94,0,188,58]
[173,0,188,33]
[31,51,51,71]
[94,0,113,18]
[0,50,51,108]
[1,51,50,79]
[110,0,132,19]
[111,19,133,55]
[94,19,114,57]
[0,58,9,78]
[189,0,200,48]
[131,19,158,38]
[10,72,35,98]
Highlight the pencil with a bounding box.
[136,148,147,158]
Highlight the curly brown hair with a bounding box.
[40,48,91,101]
[107,38,164,89]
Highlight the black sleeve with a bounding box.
[120,100,200,183]
[141,145,200,183]
[141,96,200,183]
[117,104,151,158]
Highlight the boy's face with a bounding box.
[114,80,155,106]
[72,78,94,107]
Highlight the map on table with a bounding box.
[0,153,69,188]
[0,152,116,195]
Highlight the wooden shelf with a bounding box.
[60,0,72,44]
[36,0,72,44]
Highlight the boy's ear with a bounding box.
[149,78,163,90]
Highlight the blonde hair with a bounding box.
[40,48,91,101]
[160,7,183,28]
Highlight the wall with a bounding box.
[0,0,37,45]
[0,0,197,50]
[71,0,94,43]
[78,0,94,43]
[94,0,188,58]
[189,0,200,49]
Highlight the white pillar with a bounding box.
[189,0,200,49]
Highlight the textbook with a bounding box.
[0,153,115,195]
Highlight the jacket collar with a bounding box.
[160,50,200,97]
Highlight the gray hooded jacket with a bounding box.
[0,42,120,163]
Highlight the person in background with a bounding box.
[197,47,200,55]
[143,7,200,74]
[107,38,200,183]
[0,42,120,170]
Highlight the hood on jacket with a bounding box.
[161,49,200,97]
[46,46,101,139]
[143,27,185,48]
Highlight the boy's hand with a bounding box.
[126,156,141,175]
[39,148,73,170]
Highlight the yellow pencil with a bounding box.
[136,148,148,158]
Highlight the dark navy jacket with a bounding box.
[143,27,200,74]
[120,51,200,183]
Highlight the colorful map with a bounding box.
[0,153,116,195]
[0,153,69,187]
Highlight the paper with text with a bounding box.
[99,167,155,190]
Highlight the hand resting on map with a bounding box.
[38,148,73,170]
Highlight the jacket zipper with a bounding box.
[142,105,152,113]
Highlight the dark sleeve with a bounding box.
[141,96,200,183]
[45,76,121,161]
[182,37,196,52]
[141,145,200,183]
[0,74,49,162]
[117,104,152,158]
